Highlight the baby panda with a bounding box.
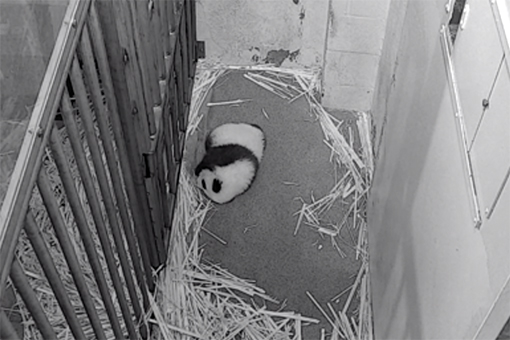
[195,123,265,204]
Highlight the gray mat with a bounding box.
[186,70,360,338]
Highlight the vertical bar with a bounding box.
[78,23,149,334]
[185,0,194,74]
[167,0,177,33]
[95,0,160,268]
[144,164,166,263]
[48,126,124,339]
[0,310,21,340]
[10,258,57,340]
[190,0,198,63]
[69,57,139,339]
[130,0,159,130]
[178,13,190,105]
[59,89,137,339]
[160,0,171,57]
[166,98,178,194]
[174,41,186,133]
[24,211,87,340]
[440,26,482,229]
[36,168,106,340]
[170,72,183,161]
[88,1,155,288]
[151,0,166,80]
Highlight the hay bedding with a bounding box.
[149,62,374,340]
[11,110,141,340]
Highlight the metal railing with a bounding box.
[0,0,201,338]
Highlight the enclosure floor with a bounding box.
[185,71,360,338]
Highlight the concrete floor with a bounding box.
[186,71,361,338]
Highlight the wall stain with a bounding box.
[264,49,300,66]
[299,7,305,21]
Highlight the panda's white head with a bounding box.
[195,145,259,204]
[197,168,222,197]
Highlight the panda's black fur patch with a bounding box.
[212,178,222,193]
[205,123,265,151]
[195,144,259,176]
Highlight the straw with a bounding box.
[15,112,141,340]
[148,168,315,340]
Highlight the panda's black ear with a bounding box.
[212,178,222,193]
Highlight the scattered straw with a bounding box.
[206,99,252,107]
[262,108,270,120]
[148,171,316,340]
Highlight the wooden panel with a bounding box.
[95,0,160,268]
[87,1,154,291]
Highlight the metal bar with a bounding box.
[87,1,155,290]
[486,165,510,219]
[48,125,125,339]
[24,211,87,340]
[59,88,137,339]
[0,309,21,340]
[36,168,106,340]
[490,0,510,74]
[95,0,160,268]
[10,258,57,340]
[439,25,483,229]
[69,56,139,339]
[78,23,149,336]
[0,0,91,295]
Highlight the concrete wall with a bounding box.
[322,0,390,111]
[196,0,329,68]
[196,0,390,111]
[368,0,510,338]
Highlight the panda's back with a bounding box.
[206,123,265,162]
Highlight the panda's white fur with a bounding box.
[195,123,265,204]
[206,123,265,162]
[197,158,257,204]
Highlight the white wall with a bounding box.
[369,0,510,338]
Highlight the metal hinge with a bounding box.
[196,41,205,59]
